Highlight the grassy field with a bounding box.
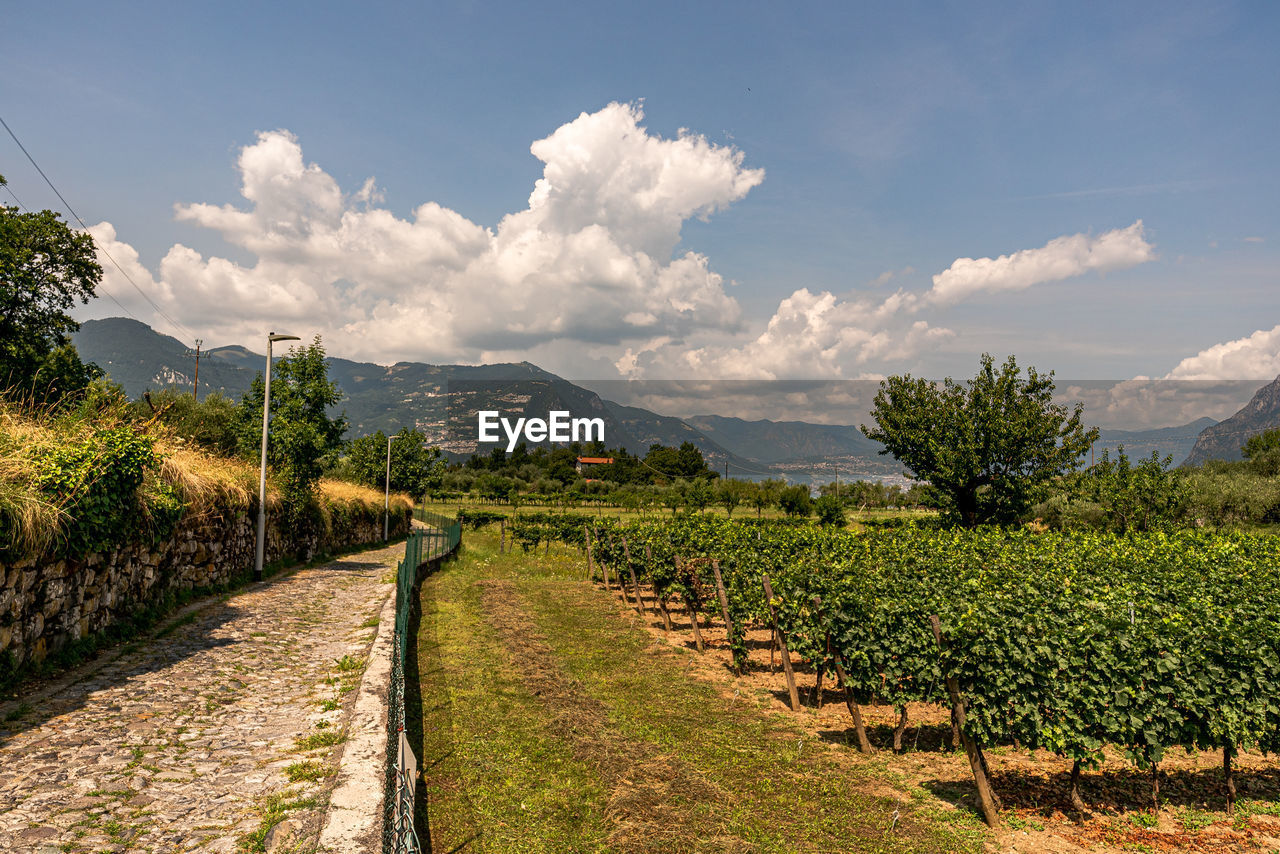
[406,531,983,854]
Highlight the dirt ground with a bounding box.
[598,576,1280,854]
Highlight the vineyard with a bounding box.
[500,511,1280,830]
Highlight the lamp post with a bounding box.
[384,432,399,542]
[254,332,301,582]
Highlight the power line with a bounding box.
[3,172,140,322]
[2,181,26,210]
[0,113,196,343]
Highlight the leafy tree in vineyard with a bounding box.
[1075,446,1184,533]
[778,484,813,517]
[750,478,784,517]
[717,478,753,517]
[814,493,844,527]
[861,353,1098,527]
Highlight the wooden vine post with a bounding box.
[709,560,738,675]
[929,614,1000,827]
[602,532,614,590]
[832,657,873,753]
[499,518,506,554]
[1225,747,1237,814]
[646,543,673,633]
[809,593,870,751]
[621,537,646,616]
[676,557,705,652]
[762,573,801,712]
[584,525,595,583]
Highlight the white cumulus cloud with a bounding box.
[1164,324,1280,380]
[89,103,762,364]
[927,220,1155,305]
[619,288,953,380]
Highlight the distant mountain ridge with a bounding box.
[70,318,766,472]
[1094,418,1218,468]
[1183,375,1280,466]
[73,317,1243,477]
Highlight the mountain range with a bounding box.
[72,317,1280,478]
[1183,377,1280,466]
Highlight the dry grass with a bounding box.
[153,438,260,512]
[1,399,412,559]
[0,402,77,555]
[318,477,412,511]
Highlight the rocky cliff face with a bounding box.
[1183,376,1280,466]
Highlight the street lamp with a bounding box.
[254,332,301,582]
[384,432,399,542]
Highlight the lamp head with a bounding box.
[269,333,301,343]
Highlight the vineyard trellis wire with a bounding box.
[383,510,461,854]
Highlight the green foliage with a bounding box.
[132,388,239,455]
[644,441,715,481]
[1074,446,1185,533]
[750,478,785,517]
[456,508,508,529]
[1243,428,1280,477]
[344,427,445,497]
[778,484,813,517]
[31,424,180,554]
[862,353,1098,527]
[814,493,844,527]
[683,477,714,512]
[234,338,346,526]
[564,514,1280,783]
[717,478,753,517]
[1180,466,1280,527]
[0,185,103,402]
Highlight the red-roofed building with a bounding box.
[576,456,614,475]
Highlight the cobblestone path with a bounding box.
[0,542,402,853]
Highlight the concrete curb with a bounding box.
[318,583,398,852]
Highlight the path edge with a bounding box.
[318,581,398,852]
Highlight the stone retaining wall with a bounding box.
[0,501,411,667]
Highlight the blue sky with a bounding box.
[3,2,1279,424]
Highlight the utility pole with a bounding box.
[185,339,203,400]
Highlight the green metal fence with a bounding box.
[385,511,462,854]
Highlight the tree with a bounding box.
[0,177,103,400]
[814,493,845,527]
[346,428,446,497]
[717,478,752,517]
[1243,428,1280,477]
[685,477,713,513]
[132,388,239,456]
[861,353,1098,527]
[1075,446,1185,533]
[778,484,813,518]
[235,338,347,524]
[750,478,784,517]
